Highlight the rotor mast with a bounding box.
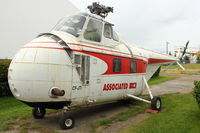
[87,2,114,18]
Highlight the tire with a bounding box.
[59,115,75,130]
[32,107,46,119]
[151,96,162,111]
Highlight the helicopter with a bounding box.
[8,3,178,129]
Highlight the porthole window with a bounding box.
[130,61,137,73]
[113,58,121,72]
[104,24,112,39]
[113,31,119,41]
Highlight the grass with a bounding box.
[148,76,179,85]
[0,97,57,131]
[91,100,148,132]
[0,97,32,131]
[120,93,200,133]
[162,63,200,69]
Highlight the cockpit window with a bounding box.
[104,24,112,39]
[84,18,103,42]
[52,15,86,37]
[113,31,119,41]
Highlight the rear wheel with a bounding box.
[59,115,74,130]
[32,107,46,119]
[151,96,162,111]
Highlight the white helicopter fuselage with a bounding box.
[8,13,177,109]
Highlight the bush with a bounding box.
[0,59,12,97]
[0,59,11,82]
[151,66,161,78]
[192,81,200,108]
[0,82,12,97]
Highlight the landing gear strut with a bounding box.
[127,76,162,111]
[32,107,46,119]
[59,114,75,130]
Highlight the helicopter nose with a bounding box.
[8,36,73,102]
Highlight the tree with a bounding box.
[197,55,200,64]
[183,55,190,64]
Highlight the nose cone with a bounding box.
[8,36,72,102]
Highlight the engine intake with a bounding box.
[50,87,65,97]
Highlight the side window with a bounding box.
[113,58,121,72]
[81,55,90,84]
[113,31,119,41]
[104,24,112,39]
[74,55,81,75]
[74,54,90,84]
[84,19,103,42]
[130,61,137,73]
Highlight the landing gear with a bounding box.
[151,96,162,111]
[32,107,46,119]
[127,76,162,111]
[59,114,75,130]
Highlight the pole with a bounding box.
[166,42,169,54]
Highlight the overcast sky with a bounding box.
[1,0,200,58]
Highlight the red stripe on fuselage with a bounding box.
[24,46,65,50]
[73,49,147,74]
[68,43,133,56]
[148,58,176,64]
[23,46,147,74]
[28,42,148,60]
[28,42,176,64]
[23,46,176,75]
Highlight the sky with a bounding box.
[1,0,200,58]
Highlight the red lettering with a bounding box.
[129,83,137,89]
[106,84,110,91]
[121,83,125,89]
[103,84,107,91]
[118,84,122,90]
[116,84,119,90]
[108,84,112,90]
[112,84,115,90]
[103,82,137,91]
[124,83,128,89]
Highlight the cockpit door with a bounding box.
[102,24,119,47]
[80,18,103,45]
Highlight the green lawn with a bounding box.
[148,76,179,85]
[0,97,32,131]
[91,100,148,132]
[162,63,200,69]
[120,93,200,133]
[0,97,57,131]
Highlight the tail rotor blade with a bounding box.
[180,40,190,59]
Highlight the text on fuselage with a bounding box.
[103,82,137,91]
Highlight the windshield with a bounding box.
[52,15,86,37]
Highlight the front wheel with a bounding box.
[59,115,75,130]
[151,96,162,111]
[32,107,46,119]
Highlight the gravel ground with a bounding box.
[143,74,200,96]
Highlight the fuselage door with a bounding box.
[71,54,90,105]
[102,23,119,47]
